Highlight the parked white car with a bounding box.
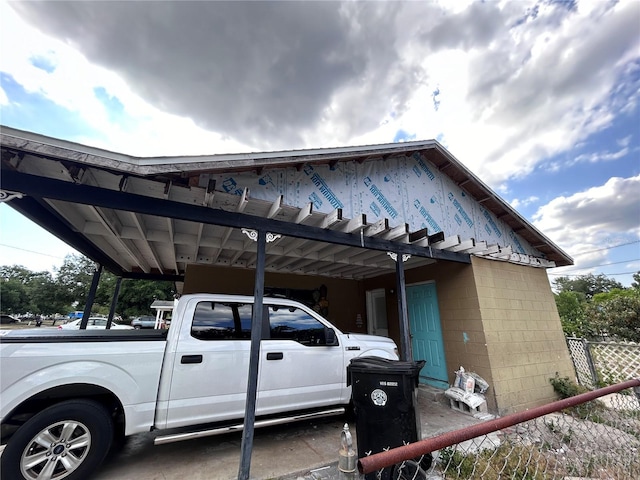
[58,317,134,330]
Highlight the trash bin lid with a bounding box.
[348,356,425,375]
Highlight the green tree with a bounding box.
[592,287,638,303]
[117,279,175,318]
[0,277,30,314]
[28,271,69,315]
[0,265,62,315]
[2,256,176,320]
[0,265,36,283]
[631,271,640,290]
[553,273,624,300]
[54,254,176,318]
[55,254,98,308]
[54,255,120,314]
[587,293,640,342]
[554,290,596,337]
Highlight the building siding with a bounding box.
[207,154,543,259]
[471,256,574,414]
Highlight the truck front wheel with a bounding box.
[1,399,113,480]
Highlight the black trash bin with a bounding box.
[347,356,428,480]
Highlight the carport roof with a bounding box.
[0,126,572,282]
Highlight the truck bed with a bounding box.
[1,328,169,438]
[0,328,168,343]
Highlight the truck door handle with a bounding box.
[266,352,283,360]
[181,355,203,364]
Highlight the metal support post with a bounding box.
[238,229,266,480]
[80,263,102,329]
[395,253,412,362]
[106,277,122,329]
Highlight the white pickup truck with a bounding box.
[0,294,398,480]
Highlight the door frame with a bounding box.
[366,288,388,337]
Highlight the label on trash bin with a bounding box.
[371,389,388,406]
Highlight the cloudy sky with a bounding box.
[1,0,638,287]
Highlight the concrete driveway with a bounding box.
[92,387,486,480]
[94,415,345,480]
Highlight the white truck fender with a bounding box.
[1,361,159,436]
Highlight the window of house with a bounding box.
[191,302,252,340]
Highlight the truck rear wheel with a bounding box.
[1,399,113,480]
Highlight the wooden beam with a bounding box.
[364,218,390,237]
[448,238,475,252]
[267,195,283,219]
[431,235,460,250]
[409,228,428,243]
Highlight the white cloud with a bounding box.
[509,196,540,209]
[0,0,635,188]
[571,147,630,165]
[0,3,252,157]
[532,175,640,256]
[617,135,632,148]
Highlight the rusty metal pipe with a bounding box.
[358,377,640,474]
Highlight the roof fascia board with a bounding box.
[1,126,437,175]
[432,143,573,266]
[2,168,470,265]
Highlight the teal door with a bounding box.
[407,283,448,388]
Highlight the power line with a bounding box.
[570,240,640,257]
[548,271,637,277]
[553,258,640,273]
[0,243,70,260]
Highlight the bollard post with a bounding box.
[338,423,357,479]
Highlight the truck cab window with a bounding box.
[267,305,333,346]
[191,302,252,340]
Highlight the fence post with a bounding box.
[583,338,599,386]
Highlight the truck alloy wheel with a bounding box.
[1,400,113,480]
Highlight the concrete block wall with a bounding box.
[470,256,575,415]
[401,258,575,414]
[404,262,494,408]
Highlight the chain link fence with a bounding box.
[567,337,640,387]
[360,380,640,480]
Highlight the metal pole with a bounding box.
[359,377,640,474]
[395,253,412,362]
[80,263,102,329]
[584,338,599,386]
[106,277,122,329]
[238,229,266,480]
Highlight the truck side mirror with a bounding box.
[325,327,338,346]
